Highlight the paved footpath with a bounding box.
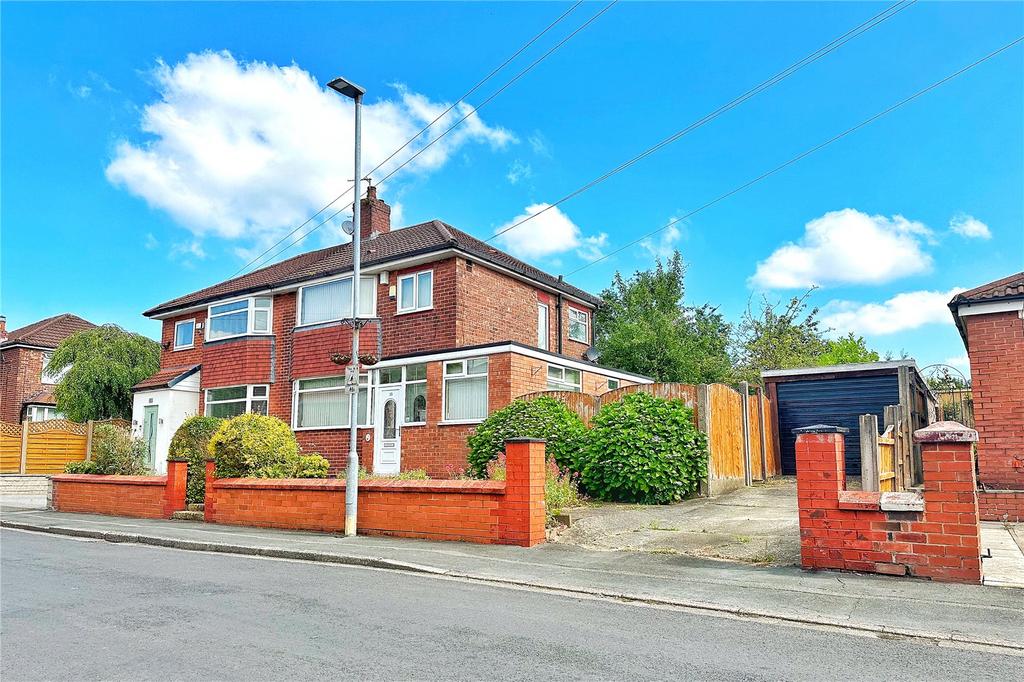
[2,507,1021,652]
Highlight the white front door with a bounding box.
[373,385,403,475]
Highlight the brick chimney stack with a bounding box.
[360,185,391,240]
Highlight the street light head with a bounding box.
[328,77,366,100]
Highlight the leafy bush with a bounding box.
[169,415,223,503]
[64,424,150,475]
[357,467,429,480]
[207,413,328,479]
[467,397,588,477]
[579,392,707,504]
[255,454,330,479]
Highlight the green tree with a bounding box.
[815,333,881,366]
[733,290,828,382]
[594,252,732,383]
[47,325,161,421]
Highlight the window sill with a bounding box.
[438,419,485,426]
[567,337,589,344]
[292,425,373,431]
[204,333,275,346]
[402,422,426,428]
[173,345,195,351]
[394,306,434,317]
[293,317,377,332]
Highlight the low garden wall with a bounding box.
[978,489,1024,523]
[204,439,546,546]
[51,459,187,520]
[796,421,982,584]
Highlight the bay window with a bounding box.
[28,405,62,421]
[443,357,488,422]
[397,270,433,313]
[207,297,272,340]
[547,364,581,392]
[298,276,375,326]
[205,385,269,418]
[174,319,195,349]
[568,307,590,343]
[294,374,371,429]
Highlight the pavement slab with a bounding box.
[981,522,1024,588]
[2,506,1021,652]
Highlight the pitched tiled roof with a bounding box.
[22,388,56,406]
[949,271,1024,305]
[144,220,602,317]
[1,314,97,349]
[133,364,201,391]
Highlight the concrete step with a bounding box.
[170,510,205,522]
[187,503,205,512]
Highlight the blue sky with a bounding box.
[2,1,1022,377]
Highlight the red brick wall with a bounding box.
[796,429,982,584]
[292,324,379,379]
[508,352,635,398]
[0,346,59,422]
[379,260,458,357]
[204,440,545,545]
[51,461,187,519]
[159,310,206,367]
[978,489,1024,522]
[964,311,1024,489]
[561,302,593,359]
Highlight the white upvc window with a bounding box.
[40,351,68,385]
[297,275,376,326]
[377,363,428,424]
[547,364,582,392]
[206,297,273,341]
[568,307,590,343]
[293,374,371,429]
[537,303,549,350]
[28,405,62,422]
[174,319,196,350]
[397,270,433,314]
[205,385,269,418]
[443,357,488,422]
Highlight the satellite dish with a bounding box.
[341,219,355,236]
[583,346,600,363]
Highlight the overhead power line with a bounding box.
[234,0,605,276]
[486,0,916,247]
[565,35,1024,277]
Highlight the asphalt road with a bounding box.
[1,529,1021,681]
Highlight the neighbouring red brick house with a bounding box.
[134,188,650,475]
[0,313,97,423]
[949,271,1024,521]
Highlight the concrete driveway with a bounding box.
[553,478,800,566]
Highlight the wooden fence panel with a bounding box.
[877,426,897,492]
[762,396,781,477]
[708,384,745,482]
[25,421,88,474]
[0,422,21,473]
[747,394,764,481]
[516,391,601,425]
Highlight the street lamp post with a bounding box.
[328,76,366,537]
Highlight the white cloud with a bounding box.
[506,160,532,185]
[143,233,159,250]
[527,132,551,158]
[494,203,606,261]
[170,240,207,260]
[106,51,514,248]
[821,287,965,336]
[949,213,991,239]
[944,354,971,375]
[751,209,934,289]
[640,224,683,259]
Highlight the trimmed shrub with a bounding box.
[207,413,328,479]
[64,424,150,475]
[357,467,430,481]
[579,392,707,504]
[169,415,224,503]
[467,397,588,477]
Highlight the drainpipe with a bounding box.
[556,277,564,355]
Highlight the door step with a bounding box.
[187,503,205,512]
[171,510,205,522]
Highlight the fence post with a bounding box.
[697,384,712,496]
[19,420,29,474]
[740,381,752,486]
[85,420,95,460]
[859,414,880,492]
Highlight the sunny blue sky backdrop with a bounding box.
[3,1,1022,376]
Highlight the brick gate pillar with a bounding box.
[204,458,217,523]
[498,438,546,547]
[163,458,188,517]
[794,425,849,570]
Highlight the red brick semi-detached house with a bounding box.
[0,313,97,423]
[949,271,1024,521]
[133,187,650,476]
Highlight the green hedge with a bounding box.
[169,415,223,503]
[207,413,328,479]
[578,392,707,504]
[466,396,588,477]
